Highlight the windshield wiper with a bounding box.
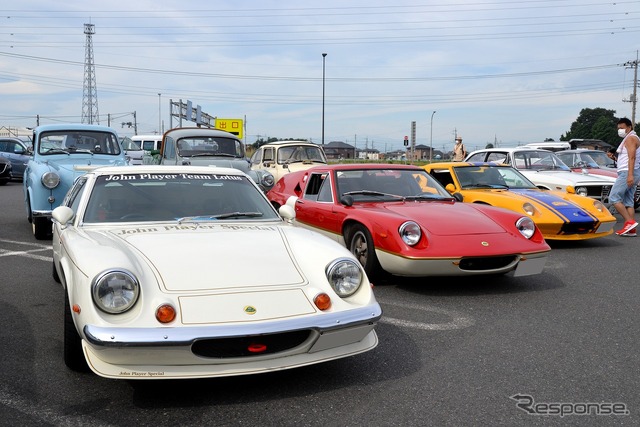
[343,190,404,199]
[177,212,263,223]
[404,194,449,200]
[189,152,236,158]
[464,184,509,189]
[44,148,70,155]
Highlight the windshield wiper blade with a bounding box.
[177,212,263,222]
[189,152,236,158]
[404,194,447,200]
[343,190,404,199]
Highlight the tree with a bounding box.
[485,143,494,149]
[560,108,620,146]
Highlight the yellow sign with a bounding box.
[216,118,244,139]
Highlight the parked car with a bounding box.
[267,164,550,279]
[423,162,616,241]
[51,165,381,379]
[0,137,31,180]
[131,134,163,153]
[251,140,327,183]
[556,149,640,210]
[465,147,616,206]
[144,127,275,191]
[556,149,616,170]
[24,124,128,239]
[119,136,144,165]
[0,156,12,185]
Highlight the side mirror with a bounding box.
[445,183,456,194]
[452,192,463,202]
[278,204,295,221]
[51,206,74,228]
[340,195,354,207]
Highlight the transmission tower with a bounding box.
[81,23,99,124]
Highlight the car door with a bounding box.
[293,171,343,242]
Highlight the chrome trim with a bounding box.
[31,210,52,218]
[83,304,382,348]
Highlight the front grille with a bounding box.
[459,256,517,271]
[560,221,597,234]
[191,330,311,358]
[584,185,612,200]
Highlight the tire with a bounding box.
[52,261,61,283]
[32,216,52,240]
[347,224,382,278]
[64,289,89,372]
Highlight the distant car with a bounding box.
[465,147,616,206]
[555,149,640,210]
[0,137,31,180]
[144,127,275,191]
[251,140,328,183]
[51,165,381,379]
[119,136,144,165]
[267,164,550,279]
[23,124,128,239]
[0,156,12,185]
[423,162,617,241]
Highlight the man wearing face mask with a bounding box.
[611,117,640,236]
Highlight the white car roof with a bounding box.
[86,165,247,177]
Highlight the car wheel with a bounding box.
[32,216,52,240]
[347,224,382,277]
[64,289,89,372]
[0,180,7,186]
[52,261,61,283]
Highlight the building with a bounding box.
[323,141,356,160]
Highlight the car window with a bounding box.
[486,152,507,164]
[317,174,333,202]
[466,152,487,162]
[64,177,88,214]
[303,173,329,201]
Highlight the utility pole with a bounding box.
[623,51,639,125]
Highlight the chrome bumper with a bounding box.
[83,304,382,348]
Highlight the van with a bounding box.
[522,142,571,152]
[131,134,163,152]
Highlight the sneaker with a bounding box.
[616,221,638,235]
[621,231,637,237]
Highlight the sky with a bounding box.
[1,0,639,154]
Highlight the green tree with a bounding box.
[560,108,621,146]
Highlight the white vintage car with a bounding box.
[51,165,381,379]
[250,140,328,183]
[465,147,616,205]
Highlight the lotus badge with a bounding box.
[244,305,257,315]
[481,241,489,246]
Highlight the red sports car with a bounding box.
[267,164,550,278]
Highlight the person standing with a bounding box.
[453,136,466,161]
[612,117,640,236]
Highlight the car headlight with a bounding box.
[261,173,275,188]
[575,186,588,197]
[516,217,536,239]
[41,171,60,189]
[593,200,605,212]
[523,202,539,216]
[399,221,421,246]
[92,270,140,314]
[326,258,362,297]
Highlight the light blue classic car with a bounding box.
[24,124,127,239]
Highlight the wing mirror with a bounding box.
[51,206,74,229]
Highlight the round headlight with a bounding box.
[523,202,538,216]
[41,171,60,189]
[326,259,362,297]
[593,200,605,212]
[516,217,536,239]
[262,173,275,188]
[92,270,140,314]
[575,186,588,197]
[399,221,421,246]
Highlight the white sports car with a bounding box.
[52,165,381,379]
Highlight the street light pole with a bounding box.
[429,110,436,162]
[158,93,162,134]
[322,53,327,146]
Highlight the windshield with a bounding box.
[583,151,615,168]
[120,137,141,151]
[336,168,452,201]
[83,173,279,223]
[512,150,570,171]
[277,145,327,164]
[176,136,243,158]
[454,165,536,189]
[39,131,122,155]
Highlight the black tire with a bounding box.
[347,224,382,278]
[32,216,52,240]
[64,290,89,372]
[52,261,61,283]
[0,180,7,186]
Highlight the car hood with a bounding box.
[361,201,507,236]
[519,169,614,185]
[44,155,126,177]
[184,157,250,171]
[98,223,309,292]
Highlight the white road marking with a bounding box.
[379,300,475,331]
[0,239,53,262]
